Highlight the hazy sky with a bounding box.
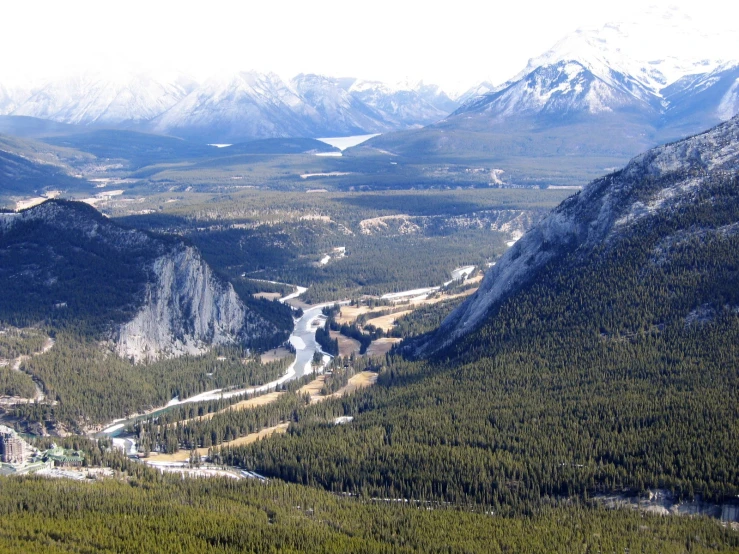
[1,0,736,93]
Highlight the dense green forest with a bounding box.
[389,298,462,338]
[0,202,164,332]
[0,367,37,398]
[1,475,737,553]
[0,327,48,359]
[12,336,292,427]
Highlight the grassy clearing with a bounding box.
[328,371,378,399]
[260,347,292,364]
[329,330,361,357]
[365,338,401,356]
[147,423,291,462]
[365,311,413,332]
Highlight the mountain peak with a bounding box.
[514,13,734,97]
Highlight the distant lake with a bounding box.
[316,134,380,151]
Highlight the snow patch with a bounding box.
[717,78,739,120]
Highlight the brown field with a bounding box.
[220,423,289,447]
[299,371,378,404]
[260,347,292,364]
[298,375,327,401]
[147,423,290,463]
[365,338,402,357]
[328,371,378,399]
[178,392,286,425]
[254,292,281,300]
[337,279,480,327]
[336,305,371,325]
[330,330,361,357]
[365,310,412,332]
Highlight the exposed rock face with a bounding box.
[116,244,275,363]
[0,200,278,363]
[416,115,739,356]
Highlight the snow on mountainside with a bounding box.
[0,84,30,115]
[454,9,737,126]
[416,115,739,357]
[348,79,451,128]
[12,72,195,126]
[0,71,458,141]
[460,60,659,120]
[405,81,460,114]
[511,7,732,97]
[455,81,498,105]
[662,63,739,130]
[150,71,319,141]
[290,74,393,135]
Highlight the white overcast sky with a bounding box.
[0,0,736,93]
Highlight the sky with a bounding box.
[0,0,737,94]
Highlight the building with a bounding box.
[0,425,27,464]
[45,447,84,468]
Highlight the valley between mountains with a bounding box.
[1,7,739,551]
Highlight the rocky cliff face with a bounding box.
[115,244,275,363]
[416,115,739,356]
[0,200,279,362]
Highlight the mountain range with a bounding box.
[0,72,459,143]
[353,18,739,181]
[0,13,736,192]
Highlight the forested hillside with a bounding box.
[0,476,737,553]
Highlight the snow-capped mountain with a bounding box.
[459,60,661,121]
[289,74,393,135]
[347,79,452,129]
[0,71,458,142]
[662,62,739,133]
[454,11,738,128]
[455,81,498,105]
[12,72,195,127]
[150,71,320,142]
[410,81,459,114]
[0,84,30,115]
